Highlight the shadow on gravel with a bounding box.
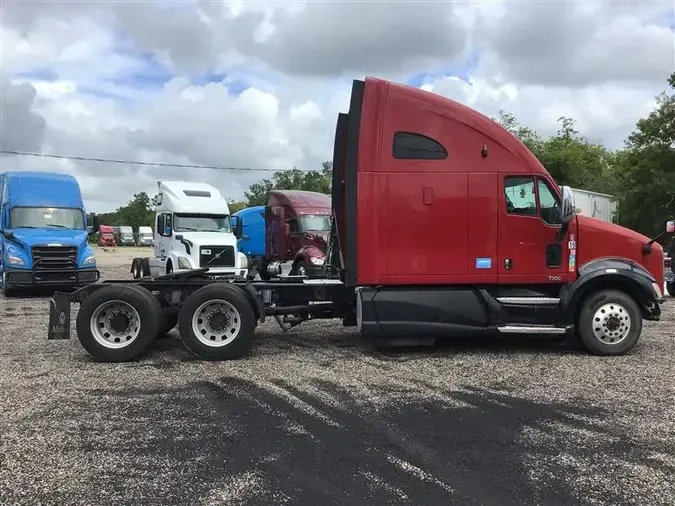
[9,380,674,506]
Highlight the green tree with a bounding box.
[244,161,332,206]
[99,192,156,229]
[613,72,675,236]
[493,112,612,193]
[228,200,248,213]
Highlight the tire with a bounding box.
[257,259,271,281]
[141,258,151,277]
[1,273,17,297]
[131,258,142,279]
[667,282,675,297]
[76,284,162,362]
[166,261,173,275]
[577,289,642,356]
[292,260,308,277]
[157,310,178,339]
[177,284,255,360]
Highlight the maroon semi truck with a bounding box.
[264,190,332,278]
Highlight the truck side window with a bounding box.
[157,214,164,234]
[163,213,172,236]
[537,179,562,225]
[288,218,299,233]
[393,132,448,160]
[504,176,537,217]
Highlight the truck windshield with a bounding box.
[174,214,231,233]
[299,214,331,231]
[10,207,85,230]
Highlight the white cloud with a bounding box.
[0,0,672,212]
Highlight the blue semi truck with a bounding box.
[0,171,100,296]
[232,205,266,270]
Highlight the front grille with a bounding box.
[199,246,235,267]
[31,246,77,271]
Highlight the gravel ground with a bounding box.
[1,247,674,506]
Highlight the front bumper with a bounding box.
[5,268,100,287]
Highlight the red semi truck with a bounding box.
[97,225,116,247]
[48,77,666,362]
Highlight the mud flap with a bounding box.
[48,292,71,340]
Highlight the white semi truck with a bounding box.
[130,181,248,279]
[136,226,154,246]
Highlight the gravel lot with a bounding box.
[1,247,674,506]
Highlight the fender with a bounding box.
[559,257,660,324]
[167,250,196,271]
[296,244,325,266]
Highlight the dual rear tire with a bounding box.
[76,283,254,362]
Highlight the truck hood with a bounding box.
[576,215,664,284]
[178,232,237,247]
[7,228,89,248]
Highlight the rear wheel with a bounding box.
[578,289,641,356]
[141,258,151,277]
[76,284,162,361]
[667,282,675,297]
[131,258,142,279]
[177,284,255,360]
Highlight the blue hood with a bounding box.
[8,228,89,248]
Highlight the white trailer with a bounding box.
[130,181,248,279]
[571,188,618,223]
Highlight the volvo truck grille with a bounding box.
[199,246,235,267]
[31,246,78,271]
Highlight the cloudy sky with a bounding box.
[1,0,673,213]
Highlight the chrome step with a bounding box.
[497,325,566,335]
[497,297,560,305]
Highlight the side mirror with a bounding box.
[232,216,242,239]
[559,186,576,224]
[93,215,100,233]
[667,220,674,233]
[284,223,291,235]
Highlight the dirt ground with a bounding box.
[1,247,674,506]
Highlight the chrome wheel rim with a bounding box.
[592,302,631,345]
[191,299,241,347]
[297,264,306,276]
[90,300,141,349]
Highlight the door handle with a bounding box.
[504,258,512,270]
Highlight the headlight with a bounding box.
[309,256,324,266]
[82,255,96,267]
[7,255,25,266]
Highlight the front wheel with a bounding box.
[578,289,642,356]
[666,282,675,297]
[291,260,307,277]
[177,284,255,360]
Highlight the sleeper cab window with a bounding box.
[505,176,537,217]
[393,131,448,160]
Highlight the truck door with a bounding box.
[498,175,569,284]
